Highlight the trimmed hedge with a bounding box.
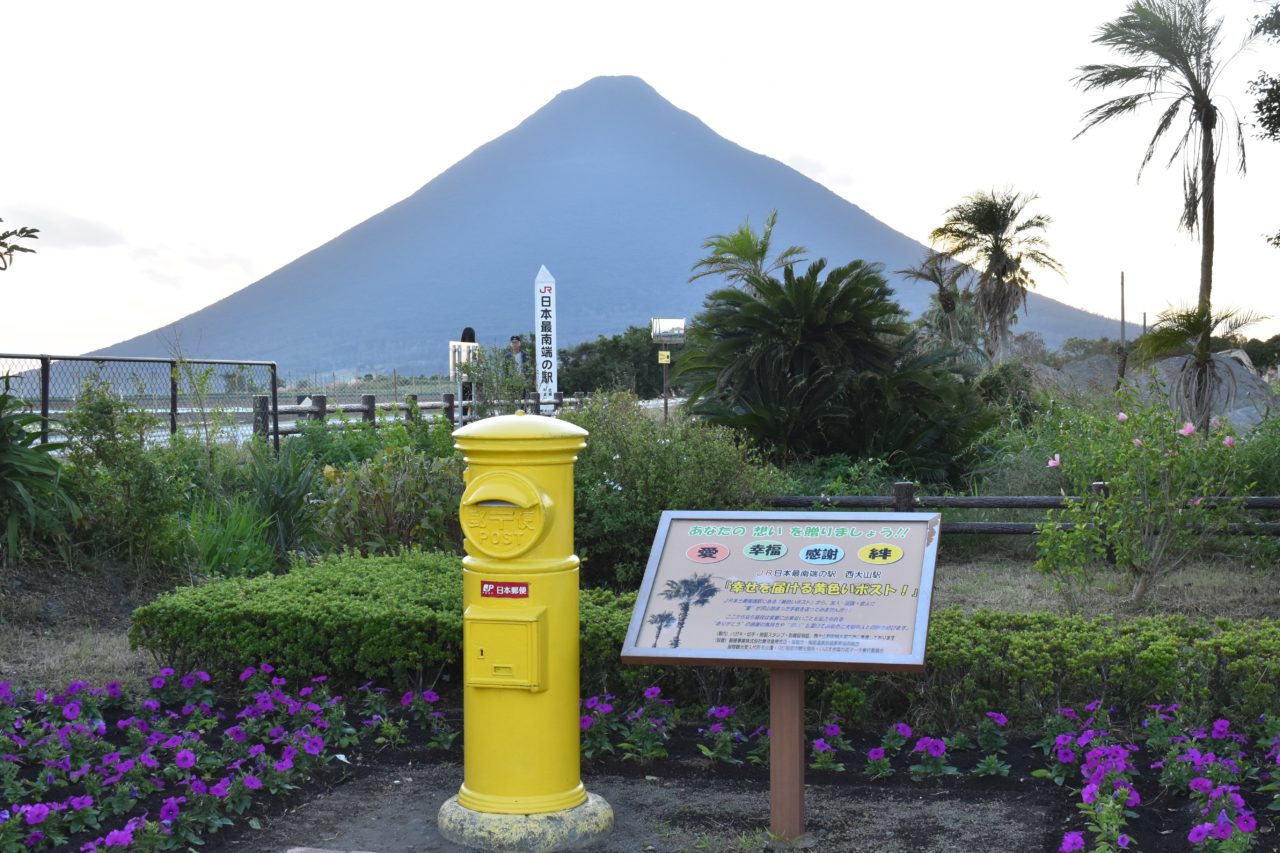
[130,551,1280,729]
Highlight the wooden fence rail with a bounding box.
[763,481,1280,536]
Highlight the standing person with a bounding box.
[505,334,526,366]
[458,327,476,402]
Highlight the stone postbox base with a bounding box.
[437,793,614,852]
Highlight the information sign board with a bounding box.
[621,510,940,672]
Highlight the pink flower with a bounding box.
[1133,438,1143,447]
[1223,435,1235,447]
[1116,412,1128,423]
[1179,422,1196,436]
[1047,453,1061,468]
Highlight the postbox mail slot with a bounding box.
[463,605,548,692]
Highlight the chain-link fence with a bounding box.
[0,353,278,447]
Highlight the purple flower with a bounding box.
[174,749,196,769]
[707,722,724,734]
[894,722,912,738]
[23,804,50,826]
[1190,776,1214,793]
[62,702,81,721]
[824,723,841,738]
[304,736,325,756]
[210,777,232,798]
[180,674,197,690]
[867,747,886,761]
[585,696,599,710]
[243,773,262,790]
[159,796,184,821]
[1188,823,1212,843]
[259,663,274,674]
[926,739,946,758]
[422,690,439,703]
[597,703,614,715]
[709,705,734,719]
[1059,830,1085,852]
[103,826,134,847]
[1211,719,1231,739]
[1056,747,1076,764]
[1236,813,1257,833]
[1117,834,1132,849]
[239,667,256,683]
[643,686,662,700]
[812,738,833,753]
[226,726,247,743]
[69,796,94,811]
[985,711,1007,727]
[150,676,166,690]
[579,715,594,731]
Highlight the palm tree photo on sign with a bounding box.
[647,611,676,647]
[1074,0,1258,430]
[660,573,719,649]
[928,189,1063,362]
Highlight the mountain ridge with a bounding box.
[94,75,1135,374]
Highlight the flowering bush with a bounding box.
[617,686,673,761]
[0,663,453,852]
[908,736,958,779]
[697,705,746,765]
[1035,390,1243,604]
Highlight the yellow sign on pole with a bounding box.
[657,350,671,364]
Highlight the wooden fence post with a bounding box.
[442,393,454,426]
[554,391,564,413]
[893,481,915,513]
[361,394,376,424]
[1090,481,1117,566]
[312,395,327,422]
[253,395,270,440]
[526,391,541,413]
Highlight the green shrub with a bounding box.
[248,438,320,561]
[1236,412,1280,495]
[62,377,187,574]
[293,412,457,467]
[561,393,784,588]
[0,382,79,565]
[1035,388,1244,604]
[130,549,464,689]
[130,550,1280,732]
[187,496,276,578]
[316,446,464,555]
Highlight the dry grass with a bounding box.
[932,554,1280,620]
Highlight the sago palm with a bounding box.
[679,258,907,459]
[928,190,1063,361]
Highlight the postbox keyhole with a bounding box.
[479,647,485,659]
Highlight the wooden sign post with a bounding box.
[621,510,942,842]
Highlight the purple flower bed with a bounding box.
[0,666,453,852]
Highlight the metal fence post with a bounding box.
[169,360,179,435]
[269,363,279,454]
[893,481,915,513]
[253,395,270,440]
[39,356,50,444]
[362,394,377,424]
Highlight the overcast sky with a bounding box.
[4,0,1278,357]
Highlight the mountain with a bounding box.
[95,75,1134,375]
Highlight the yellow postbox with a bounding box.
[439,411,612,852]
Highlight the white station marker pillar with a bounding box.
[534,266,558,413]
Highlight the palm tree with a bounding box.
[928,190,1063,361]
[1075,0,1254,428]
[678,258,908,459]
[660,574,718,649]
[896,251,983,361]
[648,611,676,647]
[0,218,39,271]
[689,210,807,292]
[1133,305,1262,424]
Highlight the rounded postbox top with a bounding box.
[454,412,588,462]
[454,411,588,441]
